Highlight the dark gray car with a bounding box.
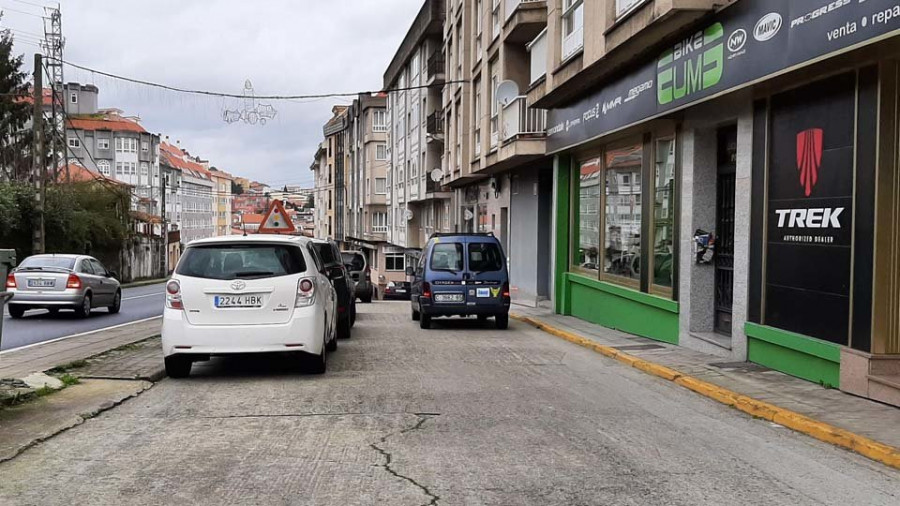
[341,250,374,303]
[6,254,121,318]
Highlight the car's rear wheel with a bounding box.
[411,306,420,321]
[74,294,92,319]
[326,328,339,351]
[419,313,431,330]
[496,313,509,330]
[306,341,327,374]
[165,356,192,378]
[8,305,25,319]
[108,290,122,314]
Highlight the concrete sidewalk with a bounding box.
[510,306,900,456]
[0,317,161,380]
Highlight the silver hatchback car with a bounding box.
[5,254,122,319]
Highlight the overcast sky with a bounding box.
[2,0,421,188]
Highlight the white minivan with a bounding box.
[162,235,337,378]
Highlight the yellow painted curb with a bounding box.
[510,312,900,470]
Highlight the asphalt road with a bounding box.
[0,302,898,505]
[0,283,165,352]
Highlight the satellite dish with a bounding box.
[495,80,520,107]
[430,169,443,182]
[405,209,414,221]
[464,209,475,221]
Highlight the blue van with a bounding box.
[407,233,511,330]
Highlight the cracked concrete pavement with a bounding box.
[0,301,898,505]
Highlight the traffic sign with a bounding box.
[257,200,296,234]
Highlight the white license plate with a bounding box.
[435,293,464,303]
[215,295,263,308]
[395,289,406,293]
[27,279,55,288]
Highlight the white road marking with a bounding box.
[0,316,163,355]
[123,292,164,301]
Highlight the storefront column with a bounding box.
[554,154,571,315]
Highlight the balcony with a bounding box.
[426,111,444,142]
[527,28,547,86]
[501,96,546,142]
[426,51,445,85]
[562,26,584,61]
[504,0,547,44]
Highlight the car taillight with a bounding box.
[165,280,183,310]
[422,281,432,299]
[5,274,16,289]
[66,274,82,289]
[502,282,511,300]
[296,277,317,307]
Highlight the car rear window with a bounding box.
[468,242,504,272]
[430,243,463,272]
[341,252,365,271]
[176,244,306,280]
[19,257,76,270]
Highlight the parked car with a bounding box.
[408,233,511,330]
[341,250,374,303]
[311,238,356,338]
[5,254,121,319]
[161,235,338,378]
[383,281,411,300]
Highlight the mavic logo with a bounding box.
[775,208,844,229]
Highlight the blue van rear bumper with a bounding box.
[419,300,509,317]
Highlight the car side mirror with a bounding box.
[108,271,118,279]
[405,267,415,277]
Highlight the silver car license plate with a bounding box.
[27,279,55,288]
[435,293,463,303]
[215,295,263,308]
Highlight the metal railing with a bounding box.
[427,111,444,136]
[501,96,547,142]
[562,26,584,60]
[528,28,548,85]
[507,0,544,20]
[427,52,445,81]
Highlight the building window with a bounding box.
[116,138,123,152]
[97,138,110,150]
[68,137,80,148]
[116,162,124,175]
[373,212,388,233]
[373,109,388,132]
[474,76,482,157]
[142,141,149,152]
[141,162,149,176]
[97,160,111,175]
[70,92,77,104]
[603,140,643,285]
[385,253,405,271]
[475,0,483,58]
[131,162,138,175]
[562,0,584,60]
[491,0,500,39]
[375,177,387,194]
[376,143,388,161]
[616,0,643,17]
[652,138,676,291]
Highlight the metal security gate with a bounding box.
[715,127,737,336]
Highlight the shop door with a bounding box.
[715,126,737,336]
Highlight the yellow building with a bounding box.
[209,169,234,236]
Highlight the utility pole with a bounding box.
[161,172,167,275]
[31,54,45,255]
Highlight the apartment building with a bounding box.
[310,141,331,239]
[65,84,162,217]
[209,168,234,236]
[323,106,350,242]
[160,142,215,244]
[344,94,407,293]
[384,0,453,267]
[436,0,555,306]
[536,0,900,406]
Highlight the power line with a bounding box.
[56,58,469,100]
[13,0,53,9]
[0,4,45,18]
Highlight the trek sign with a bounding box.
[547,0,900,152]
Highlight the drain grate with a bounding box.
[613,344,666,351]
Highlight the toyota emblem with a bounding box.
[231,280,247,291]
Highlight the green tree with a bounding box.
[231,180,244,195]
[0,21,34,181]
[304,194,315,209]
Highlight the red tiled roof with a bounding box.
[68,116,148,134]
[57,162,129,187]
[241,213,265,225]
[160,142,211,180]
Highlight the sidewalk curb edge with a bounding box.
[510,312,900,470]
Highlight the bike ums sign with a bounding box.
[547,0,900,153]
